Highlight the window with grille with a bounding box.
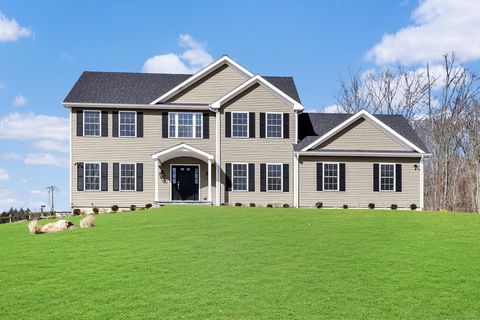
[266,113,282,138]
[84,111,101,136]
[267,164,282,191]
[168,112,202,138]
[232,112,248,138]
[232,163,248,191]
[380,164,395,191]
[120,163,136,191]
[323,163,339,191]
[119,112,136,137]
[84,163,100,190]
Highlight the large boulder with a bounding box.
[41,219,75,233]
[28,220,42,234]
[80,215,95,228]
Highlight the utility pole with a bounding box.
[46,186,58,213]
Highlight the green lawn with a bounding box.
[1,207,480,319]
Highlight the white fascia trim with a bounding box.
[295,151,430,158]
[149,56,254,105]
[151,143,214,161]
[63,102,210,111]
[210,75,304,111]
[300,109,425,153]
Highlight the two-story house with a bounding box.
[63,56,429,211]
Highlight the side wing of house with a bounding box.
[296,111,427,209]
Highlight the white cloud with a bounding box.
[29,190,47,196]
[24,153,68,167]
[13,95,27,107]
[0,112,69,141]
[323,104,343,113]
[33,140,69,153]
[0,168,9,181]
[60,52,74,60]
[0,11,32,42]
[142,34,214,74]
[367,0,480,65]
[20,178,28,184]
[2,152,21,160]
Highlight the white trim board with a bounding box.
[151,143,214,163]
[150,56,254,105]
[300,109,425,153]
[211,75,304,112]
[296,151,430,158]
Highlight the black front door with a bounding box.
[171,165,199,201]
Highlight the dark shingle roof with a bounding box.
[295,113,428,152]
[64,72,301,104]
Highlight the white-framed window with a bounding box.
[119,111,136,137]
[266,113,283,138]
[84,110,101,136]
[380,163,395,191]
[232,163,248,191]
[120,163,136,191]
[84,163,100,191]
[267,163,282,191]
[232,112,248,138]
[168,112,203,138]
[323,163,339,191]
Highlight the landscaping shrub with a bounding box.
[283,204,289,208]
[391,204,398,210]
[145,203,153,209]
[235,202,242,207]
[73,208,81,216]
[249,203,256,207]
[267,204,273,208]
[111,205,119,212]
[315,202,323,209]
[410,204,417,210]
[130,205,136,212]
[368,203,375,210]
[343,205,348,209]
[92,206,99,214]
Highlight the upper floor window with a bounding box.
[169,112,202,138]
[380,164,395,191]
[84,163,100,191]
[267,164,282,191]
[232,163,248,191]
[266,113,282,138]
[84,111,101,136]
[119,111,136,137]
[323,163,339,191]
[120,163,136,191]
[232,112,248,138]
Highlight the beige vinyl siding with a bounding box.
[220,83,296,206]
[168,64,249,104]
[298,156,421,208]
[316,118,410,151]
[71,108,216,208]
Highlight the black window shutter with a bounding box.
[76,110,83,136]
[339,163,346,191]
[225,163,232,191]
[162,112,168,138]
[225,112,231,138]
[395,164,402,192]
[113,163,119,191]
[77,162,84,191]
[137,112,144,137]
[249,112,255,138]
[316,163,323,191]
[283,163,289,192]
[101,163,108,191]
[283,113,290,139]
[101,111,108,137]
[112,111,119,137]
[373,163,379,192]
[259,113,266,138]
[260,163,266,192]
[203,113,209,139]
[248,163,255,192]
[136,163,143,191]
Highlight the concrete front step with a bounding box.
[154,201,213,207]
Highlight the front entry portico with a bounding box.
[151,144,214,203]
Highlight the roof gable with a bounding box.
[298,110,427,153]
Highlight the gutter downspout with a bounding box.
[212,104,221,206]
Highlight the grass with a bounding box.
[1,207,480,319]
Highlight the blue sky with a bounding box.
[0,0,479,211]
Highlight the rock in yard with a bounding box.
[41,219,75,233]
[80,215,95,228]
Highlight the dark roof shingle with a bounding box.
[295,113,428,152]
[64,71,301,104]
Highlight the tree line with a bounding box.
[334,53,480,212]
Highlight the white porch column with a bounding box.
[154,158,159,202]
[420,156,424,210]
[215,110,221,206]
[207,159,212,202]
